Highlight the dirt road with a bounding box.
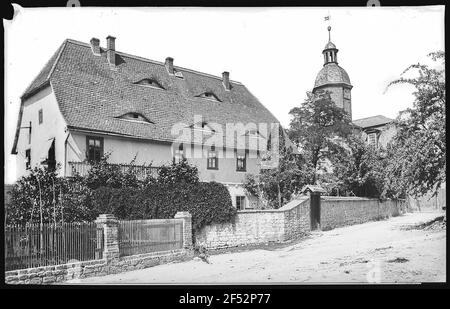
[68,211,446,284]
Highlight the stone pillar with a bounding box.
[174,211,192,249]
[95,214,120,261]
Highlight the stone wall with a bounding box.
[5,249,192,285]
[320,197,406,231]
[195,197,310,249]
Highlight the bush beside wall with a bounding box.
[90,182,236,233]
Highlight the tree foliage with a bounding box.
[7,156,230,229]
[156,158,199,185]
[330,133,388,198]
[90,182,235,233]
[243,128,313,208]
[384,51,445,198]
[288,91,353,183]
[6,165,94,225]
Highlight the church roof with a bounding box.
[313,63,352,90]
[353,115,393,128]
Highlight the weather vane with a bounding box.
[324,13,332,41]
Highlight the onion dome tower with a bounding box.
[313,26,353,119]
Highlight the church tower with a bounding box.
[313,26,353,119]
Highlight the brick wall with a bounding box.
[320,197,406,231]
[195,197,310,249]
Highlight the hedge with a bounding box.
[91,181,236,232]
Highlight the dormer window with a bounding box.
[191,121,216,133]
[116,113,154,124]
[174,70,184,79]
[134,78,165,90]
[244,129,265,139]
[196,92,221,102]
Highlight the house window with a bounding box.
[86,136,103,162]
[38,109,43,124]
[173,143,185,163]
[25,149,31,170]
[368,133,377,148]
[207,146,218,170]
[28,121,32,144]
[236,196,246,210]
[236,151,246,172]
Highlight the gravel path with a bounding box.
[67,211,446,284]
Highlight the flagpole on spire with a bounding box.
[324,13,331,42]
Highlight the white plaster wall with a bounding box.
[15,85,68,179]
[68,133,261,184]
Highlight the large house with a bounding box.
[11,36,284,210]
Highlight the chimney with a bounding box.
[165,57,174,74]
[222,71,231,90]
[90,38,101,55]
[106,35,116,66]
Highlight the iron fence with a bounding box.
[68,161,159,179]
[4,222,104,271]
[118,219,183,257]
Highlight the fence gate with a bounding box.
[310,193,321,230]
[118,220,183,257]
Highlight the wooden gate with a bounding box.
[310,193,321,230]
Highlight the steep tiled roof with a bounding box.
[16,39,280,151]
[352,115,393,128]
[314,62,351,90]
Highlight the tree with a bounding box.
[288,91,353,184]
[243,128,313,209]
[384,51,445,198]
[6,165,95,225]
[331,132,387,197]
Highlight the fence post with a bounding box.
[95,214,120,261]
[174,212,192,249]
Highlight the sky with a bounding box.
[3,5,445,184]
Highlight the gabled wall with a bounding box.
[15,85,68,179]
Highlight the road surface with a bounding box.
[67,211,445,284]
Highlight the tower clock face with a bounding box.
[344,88,351,99]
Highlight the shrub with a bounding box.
[90,181,236,233]
[156,158,199,185]
[6,166,94,225]
[84,153,140,190]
